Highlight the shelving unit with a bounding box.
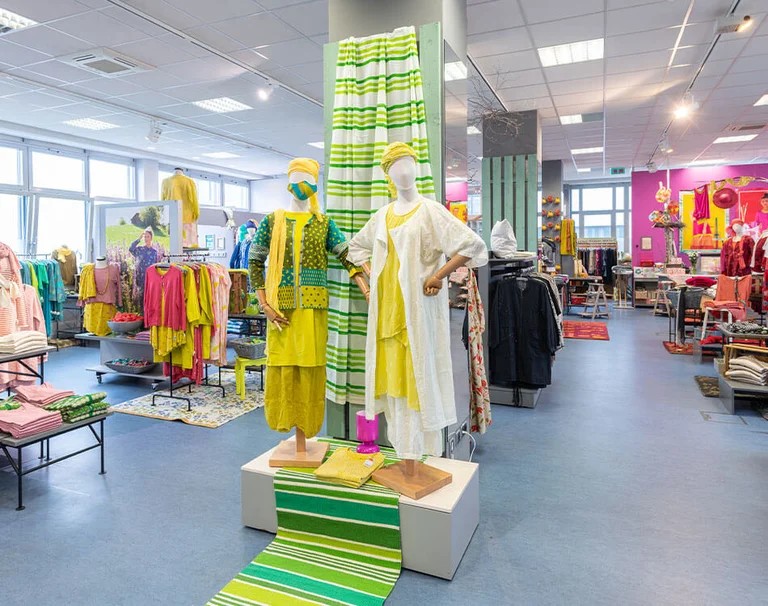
[76,332,158,384]
[632,275,661,308]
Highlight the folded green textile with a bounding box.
[0,396,21,410]
[44,393,107,412]
[61,402,109,423]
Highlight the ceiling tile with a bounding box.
[708,38,749,62]
[467,27,532,58]
[64,76,145,97]
[549,76,604,96]
[0,39,52,66]
[519,0,603,25]
[111,37,197,69]
[4,68,73,88]
[497,83,549,101]
[115,90,182,110]
[160,56,247,83]
[120,69,186,90]
[258,37,321,68]
[492,68,545,89]
[605,29,678,58]
[212,12,303,47]
[543,60,605,82]
[271,0,328,37]
[0,0,92,23]
[528,12,605,48]
[3,26,90,57]
[155,103,210,119]
[98,6,169,37]
[605,49,670,74]
[605,68,666,90]
[168,0,262,23]
[19,59,97,84]
[729,54,767,74]
[183,26,247,54]
[257,0,308,8]
[229,49,277,71]
[5,90,76,109]
[289,61,323,83]
[118,0,202,30]
[607,2,688,36]
[475,50,540,75]
[258,66,310,90]
[49,11,149,47]
[468,0,525,36]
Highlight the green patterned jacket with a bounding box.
[248,212,359,310]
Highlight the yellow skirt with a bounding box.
[265,365,325,438]
[84,303,116,337]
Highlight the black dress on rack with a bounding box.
[489,275,559,388]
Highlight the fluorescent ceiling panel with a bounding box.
[538,38,604,68]
[577,168,591,173]
[713,134,758,144]
[560,114,583,125]
[0,8,36,34]
[444,61,467,81]
[63,118,120,130]
[307,141,324,149]
[203,152,240,158]
[192,97,253,113]
[753,94,768,107]
[571,146,603,155]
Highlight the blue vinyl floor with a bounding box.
[1,310,767,605]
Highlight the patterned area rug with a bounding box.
[111,371,263,428]
[208,439,405,606]
[563,320,610,341]
[695,376,720,398]
[756,404,768,421]
[663,341,693,355]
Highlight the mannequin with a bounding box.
[348,142,488,498]
[721,219,754,276]
[79,256,122,336]
[95,256,108,269]
[249,158,369,467]
[51,244,77,289]
[161,168,200,248]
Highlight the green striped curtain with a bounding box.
[326,26,435,406]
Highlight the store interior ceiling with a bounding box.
[0,0,766,182]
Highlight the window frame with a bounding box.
[29,145,88,196]
[87,153,137,201]
[568,182,631,253]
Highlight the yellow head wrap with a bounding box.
[264,158,324,317]
[381,142,418,198]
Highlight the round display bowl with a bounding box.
[107,320,144,334]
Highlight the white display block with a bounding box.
[241,438,479,580]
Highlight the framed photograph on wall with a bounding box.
[641,236,653,250]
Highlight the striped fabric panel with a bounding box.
[207,440,411,606]
[325,25,435,407]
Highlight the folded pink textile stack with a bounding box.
[134,330,151,341]
[14,382,74,406]
[0,403,61,438]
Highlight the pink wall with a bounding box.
[446,180,468,202]
[631,163,768,262]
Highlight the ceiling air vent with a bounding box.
[58,48,153,78]
[726,123,765,134]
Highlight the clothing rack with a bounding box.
[576,238,618,249]
[17,253,51,258]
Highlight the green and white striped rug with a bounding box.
[208,440,405,606]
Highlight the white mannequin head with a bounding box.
[732,221,744,236]
[387,156,417,192]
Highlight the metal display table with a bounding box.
[75,333,166,385]
[0,346,56,385]
[715,324,768,345]
[0,413,110,510]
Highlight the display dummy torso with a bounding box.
[161,169,199,248]
[52,246,77,288]
[78,258,122,336]
[721,222,754,277]
[248,158,367,456]
[348,148,488,460]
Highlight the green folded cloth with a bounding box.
[61,401,110,423]
[0,396,21,410]
[45,393,108,412]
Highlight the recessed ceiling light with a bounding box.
[577,168,591,173]
[444,61,467,81]
[753,94,768,107]
[203,152,240,159]
[560,114,583,125]
[713,134,758,144]
[307,141,324,149]
[63,118,119,130]
[538,38,604,68]
[192,97,252,113]
[571,146,603,155]
[147,146,156,150]
[467,126,481,135]
[689,159,725,166]
[0,8,36,34]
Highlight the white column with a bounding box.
[136,159,160,201]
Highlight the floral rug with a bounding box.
[563,320,610,341]
[694,376,719,398]
[111,371,263,428]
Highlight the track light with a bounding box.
[146,120,162,143]
[660,136,673,154]
[715,14,753,34]
[258,79,276,101]
[647,160,658,173]
[674,92,698,120]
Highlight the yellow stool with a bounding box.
[235,356,267,400]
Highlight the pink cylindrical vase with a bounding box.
[356,410,380,454]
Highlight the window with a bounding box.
[0,146,22,186]
[569,184,631,252]
[31,151,85,192]
[89,158,134,199]
[36,197,87,258]
[0,195,23,248]
[194,176,221,206]
[224,181,249,209]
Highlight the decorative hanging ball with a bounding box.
[547,211,554,218]
[667,202,679,215]
[546,195,555,203]
[554,224,561,231]
[555,197,561,204]
[554,209,561,217]
[542,224,548,231]
[542,209,548,217]
[712,187,737,209]
[649,210,662,223]
[555,236,561,242]
[547,221,555,229]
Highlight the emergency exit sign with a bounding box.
[610,167,626,175]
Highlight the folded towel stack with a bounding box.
[0,331,48,354]
[725,356,768,386]
[0,403,61,438]
[14,382,75,406]
[43,392,109,423]
[313,447,386,489]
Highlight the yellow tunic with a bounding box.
[374,204,420,411]
[265,211,327,437]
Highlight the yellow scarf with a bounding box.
[265,158,325,315]
[381,142,418,198]
[79,263,97,300]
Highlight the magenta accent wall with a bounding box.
[631,163,768,263]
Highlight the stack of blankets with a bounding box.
[0,331,48,354]
[15,383,74,405]
[725,356,768,386]
[0,398,62,438]
[43,393,109,423]
[313,447,386,488]
[134,330,151,342]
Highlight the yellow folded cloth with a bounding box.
[314,447,386,488]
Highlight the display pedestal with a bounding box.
[268,429,328,468]
[242,438,479,580]
[373,459,452,500]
